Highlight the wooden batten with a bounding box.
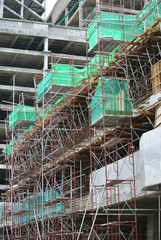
[155,103,161,128]
[151,60,161,95]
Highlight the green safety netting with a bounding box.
[3,140,15,157]
[88,48,118,76]
[87,12,138,53]
[13,190,65,226]
[4,106,35,157]
[36,64,88,102]
[90,77,134,126]
[36,50,119,103]
[9,105,35,130]
[0,205,4,225]
[138,0,161,34]
[3,133,23,157]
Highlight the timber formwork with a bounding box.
[2,3,161,240]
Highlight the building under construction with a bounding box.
[0,0,161,239]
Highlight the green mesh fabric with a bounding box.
[3,140,15,157]
[3,133,23,157]
[13,190,65,226]
[88,49,118,77]
[90,78,134,125]
[138,0,161,34]
[0,204,4,224]
[9,105,35,130]
[36,64,88,102]
[36,51,120,102]
[87,12,138,52]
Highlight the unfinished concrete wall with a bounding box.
[90,127,161,204]
[140,127,161,190]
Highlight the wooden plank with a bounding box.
[145,26,153,30]
[155,103,161,128]
[155,17,161,21]
[151,60,161,95]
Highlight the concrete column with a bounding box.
[147,215,154,240]
[96,0,101,11]
[20,0,24,18]
[65,7,69,26]
[79,2,83,28]
[43,38,49,77]
[44,0,46,20]
[147,215,158,240]
[159,195,161,240]
[0,0,4,18]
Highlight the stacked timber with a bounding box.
[155,103,161,128]
[151,60,161,95]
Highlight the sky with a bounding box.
[46,0,58,17]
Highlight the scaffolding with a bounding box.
[75,3,138,239]
[2,1,161,239]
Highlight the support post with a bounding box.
[44,0,46,20]
[96,0,101,11]
[80,161,82,210]
[65,7,69,26]
[43,38,49,77]
[0,0,4,18]
[147,215,154,240]
[79,1,83,28]
[159,195,161,240]
[20,0,24,18]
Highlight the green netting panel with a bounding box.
[36,64,88,102]
[36,51,119,102]
[88,49,118,77]
[9,105,35,130]
[87,12,138,52]
[17,133,23,143]
[90,77,134,126]
[13,190,65,226]
[138,0,161,34]
[3,133,23,158]
[0,204,4,224]
[2,140,15,157]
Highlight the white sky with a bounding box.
[46,0,58,17]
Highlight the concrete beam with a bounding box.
[0,144,5,149]
[10,35,19,48]
[0,185,7,190]
[0,165,11,170]
[0,85,35,93]
[66,8,79,26]
[0,66,42,75]
[0,47,43,56]
[0,48,87,61]
[0,123,5,128]
[48,25,85,43]
[0,19,86,43]
[0,19,48,37]
[50,0,71,25]
[54,53,87,62]
[0,104,14,111]
[4,4,23,20]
